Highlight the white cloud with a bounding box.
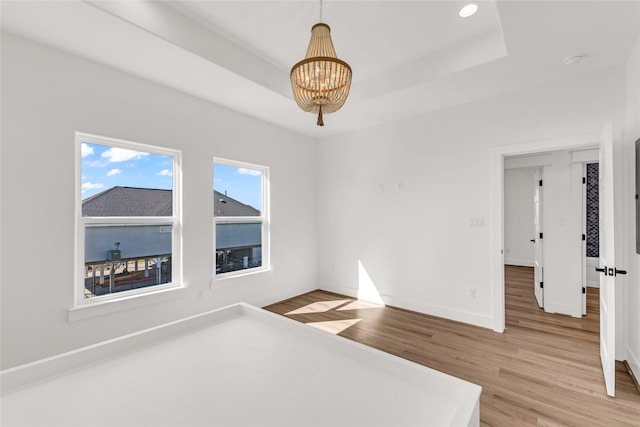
[106,168,122,177]
[81,182,105,193]
[237,168,261,176]
[101,147,149,163]
[156,169,172,176]
[81,143,94,158]
[85,160,103,168]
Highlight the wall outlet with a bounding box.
[467,287,476,298]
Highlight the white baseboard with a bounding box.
[318,284,494,330]
[383,295,494,329]
[252,282,316,308]
[627,345,640,389]
[504,259,534,267]
[316,284,359,302]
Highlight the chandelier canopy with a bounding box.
[290,22,352,126]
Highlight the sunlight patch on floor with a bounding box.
[286,299,351,315]
[337,300,385,311]
[306,318,362,334]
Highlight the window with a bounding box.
[213,159,269,276]
[76,133,181,304]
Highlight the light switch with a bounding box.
[468,217,485,227]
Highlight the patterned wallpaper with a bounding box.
[586,163,599,258]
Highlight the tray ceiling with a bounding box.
[2,1,639,138]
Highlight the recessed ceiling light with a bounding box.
[459,3,478,18]
[563,53,586,66]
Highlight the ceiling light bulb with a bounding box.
[459,3,478,18]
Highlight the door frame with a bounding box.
[533,167,544,309]
[490,133,599,332]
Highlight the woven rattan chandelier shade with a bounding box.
[290,23,352,126]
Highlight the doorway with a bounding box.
[493,125,627,397]
[503,150,599,317]
[489,133,599,333]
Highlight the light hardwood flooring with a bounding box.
[264,265,640,426]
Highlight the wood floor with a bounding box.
[264,266,640,426]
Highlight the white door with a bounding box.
[582,163,587,316]
[598,121,617,397]
[533,168,544,308]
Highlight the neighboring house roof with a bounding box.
[82,187,172,216]
[213,190,260,217]
[82,186,260,217]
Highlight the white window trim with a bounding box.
[213,157,270,280]
[73,132,183,317]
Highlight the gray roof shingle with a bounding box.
[213,190,261,217]
[82,187,260,217]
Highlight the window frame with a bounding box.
[213,157,270,279]
[74,132,183,308]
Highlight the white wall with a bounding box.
[317,65,626,329]
[0,34,318,369]
[2,28,637,381]
[586,258,600,287]
[504,167,536,266]
[624,35,640,383]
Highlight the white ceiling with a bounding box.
[2,1,639,139]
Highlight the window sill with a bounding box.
[68,285,188,322]
[213,267,273,283]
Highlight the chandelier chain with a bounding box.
[319,0,323,22]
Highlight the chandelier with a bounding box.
[290,1,352,126]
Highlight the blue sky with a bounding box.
[81,142,173,200]
[81,142,262,210]
[213,163,262,211]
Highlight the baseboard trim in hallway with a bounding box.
[625,360,640,396]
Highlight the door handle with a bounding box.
[595,266,627,276]
[530,239,535,243]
